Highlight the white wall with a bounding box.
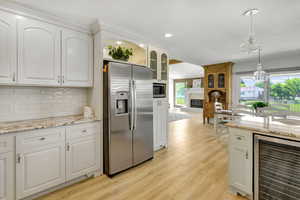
[169,62,204,79]
[0,86,88,122]
[232,50,300,105]
[233,50,300,73]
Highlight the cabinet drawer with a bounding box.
[232,134,247,145]
[66,123,98,141]
[230,128,251,146]
[17,127,65,150]
[0,135,14,153]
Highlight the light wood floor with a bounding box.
[38,113,246,200]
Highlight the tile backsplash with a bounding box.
[0,86,88,122]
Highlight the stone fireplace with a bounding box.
[184,88,204,108]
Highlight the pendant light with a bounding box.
[240,8,260,53]
[254,48,267,81]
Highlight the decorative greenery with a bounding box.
[108,45,133,61]
[251,101,268,110]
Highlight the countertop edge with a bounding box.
[225,122,300,141]
[0,116,102,135]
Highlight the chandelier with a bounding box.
[240,8,260,53]
[254,48,267,81]
[240,8,267,81]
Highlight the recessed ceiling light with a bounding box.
[116,41,122,45]
[164,33,173,38]
[139,44,145,48]
[16,15,24,19]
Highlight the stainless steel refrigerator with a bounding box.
[103,60,153,176]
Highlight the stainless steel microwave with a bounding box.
[153,83,166,98]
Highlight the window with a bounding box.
[239,76,265,105]
[174,81,187,106]
[238,73,300,112]
[269,73,300,112]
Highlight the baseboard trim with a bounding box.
[21,170,102,200]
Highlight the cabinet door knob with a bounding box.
[39,137,46,141]
[17,154,22,164]
[66,144,70,151]
[236,136,242,140]
[82,129,87,133]
[245,151,249,159]
[12,72,16,82]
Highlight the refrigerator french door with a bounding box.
[103,61,153,176]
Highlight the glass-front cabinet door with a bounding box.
[218,73,225,88]
[150,51,158,79]
[208,74,215,88]
[161,53,168,81]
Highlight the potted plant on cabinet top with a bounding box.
[108,45,133,62]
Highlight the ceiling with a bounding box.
[169,63,203,79]
[9,0,300,65]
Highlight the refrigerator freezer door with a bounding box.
[108,62,133,175]
[132,66,154,165]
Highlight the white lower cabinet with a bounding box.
[0,152,14,200]
[66,123,99,181]
[16,127,66,199]
[229,128,253,197]
[15,122,101,199]
[153,98,168,151]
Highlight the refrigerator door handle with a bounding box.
[129,80,134,131]
[133,80,137,131]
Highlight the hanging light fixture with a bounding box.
[240,8,260,53]
[254,48,267,81]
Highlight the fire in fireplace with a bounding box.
[191,99,203,108]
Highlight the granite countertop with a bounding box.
[225,115,300,140]
[0,115,99,135]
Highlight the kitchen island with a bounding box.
[226,115,300,200]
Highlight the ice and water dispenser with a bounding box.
[115,91,129,115]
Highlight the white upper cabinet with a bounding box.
[0,11,17,84]
[0,9,93,87]
[149,50,158,80]
[160,53,168,81]
[62,30,93,87]
[18,18,61,86]
[148,46,168,82]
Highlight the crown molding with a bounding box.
[100,22,154,45]
[0,0,93,34]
